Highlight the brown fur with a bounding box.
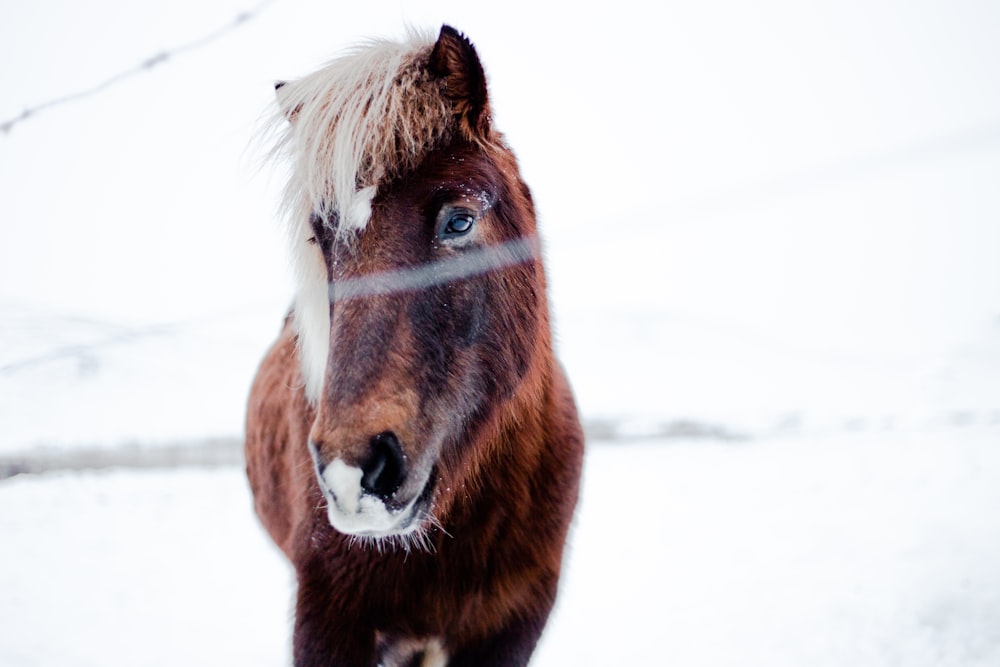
[246,26,583,666]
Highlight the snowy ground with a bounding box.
[2,427,999,666]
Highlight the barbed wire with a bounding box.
[331,236,539,302]
[0,299,274,376]
[0,0,276,134]
[0,326,176,375]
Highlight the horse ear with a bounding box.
[429,25,491,140]
[274,80,302,123]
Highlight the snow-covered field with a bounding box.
[2,1,1000,665]
[3,428,999,666]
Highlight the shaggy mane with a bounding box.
[266,30,460,401]
[271,29,455,233]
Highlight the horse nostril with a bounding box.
[360,432,406,499]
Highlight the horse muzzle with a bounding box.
[309,432,435,538]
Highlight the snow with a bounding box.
[538,429,1000,666]
[2,0,1000,664]
[0,467,293,667]
[2,429,999,666]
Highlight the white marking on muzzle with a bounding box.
[320,459,419,537]
[324,459,363,514]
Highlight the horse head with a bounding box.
[272,27,548,546]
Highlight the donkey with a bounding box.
[245,26,584,666]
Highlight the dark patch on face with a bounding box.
[470,265,538,404]
[398,147,541,443]
[327,295,404,406]
[406,283,460,399]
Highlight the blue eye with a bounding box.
[444,211,475,236]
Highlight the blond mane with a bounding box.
[267,30,460,401]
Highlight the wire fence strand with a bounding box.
[0,0,275,134]
[330,236,540,303]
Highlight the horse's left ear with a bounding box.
[430,25,491,140]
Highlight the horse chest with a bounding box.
[325,526,529,645]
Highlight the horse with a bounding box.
[245,25,584,667]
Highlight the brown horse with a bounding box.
[245,26,584,666]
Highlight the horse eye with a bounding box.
[444,212,475,236]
